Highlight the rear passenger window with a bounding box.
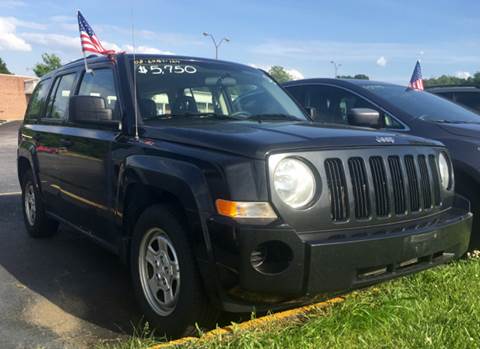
[46,73,76,120]
[78,69,119,119]
[454,92,480,112]
[25,78,50,119]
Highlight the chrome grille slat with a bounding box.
[429,154,441,206]
[370,156,390,217]
[348,157,370,219]
[324,158,349,221]
[418,155,432,209]
[404,155,420,212]
[388,156,406,215]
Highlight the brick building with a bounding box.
[0,74,39,121]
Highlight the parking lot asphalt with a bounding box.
[0,121,141,348]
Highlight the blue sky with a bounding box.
[1,0,480,83]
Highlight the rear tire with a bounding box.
[21,170,58,238]
[130,204,217,338]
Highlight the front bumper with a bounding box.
[208,195,472,312]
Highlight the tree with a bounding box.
[424,75,465,87]
[338,74,370,80]
[33,53,62,77]
[0,57,11,74]
[353,74,369,80]
[268,66,293,83]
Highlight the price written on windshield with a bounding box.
[137,65,197,75]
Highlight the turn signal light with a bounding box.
[215,199,277,221]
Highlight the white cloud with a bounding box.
[102,41,122,52]
[0,17,31,51]
[123,44,174,55]
[21,33,79,50]
[456,71,472,79]
[251,40,480,65]
[17,30,174,57]
[249,63,269,70]
[50,15,74,23]
[8,17,46,30]
[249,64,304,80]
[0,0,25,8]
[376,56,387,67]
[285,68,304,80]
[49,15,78,32]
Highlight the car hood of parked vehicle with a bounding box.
[142,120,443,159]
[438,122,480,140]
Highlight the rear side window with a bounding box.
[46,73,76,120]
[435,92,454,101]
[78,69,119,119]
[25,79,50,119]
[454,92,480,112]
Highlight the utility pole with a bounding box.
[203,32,230,59]
[330,60,342,78]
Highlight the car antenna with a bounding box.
[131,4,140,141]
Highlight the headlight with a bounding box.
[273,158,316,208]
[438,152,451,190]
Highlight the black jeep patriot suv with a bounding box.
[18,54,472,337]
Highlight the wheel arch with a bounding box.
[117,155,216,262]
[454,161,480,206]
[17,156,32,184]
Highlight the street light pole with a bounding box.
[330,61,342,78]
[203,32,230,59]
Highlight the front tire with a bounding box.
[21,171,58,238]
[130,204,217,338]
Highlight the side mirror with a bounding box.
[347,108,381,128]
[69,95,120,129]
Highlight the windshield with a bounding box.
[361,83,480,124]
[132,58,307,123]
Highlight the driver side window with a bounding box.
[305,85,404,129]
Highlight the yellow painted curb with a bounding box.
[150,296,344,349]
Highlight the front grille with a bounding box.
[324,158,349,221]
[324,153,442,222]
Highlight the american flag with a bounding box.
[77,11,115,55]
[409,60,424,90]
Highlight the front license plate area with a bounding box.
[405,230,439,256]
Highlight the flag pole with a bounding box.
[78,10,92,74]
[82,50,92,74]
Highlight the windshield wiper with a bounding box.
[159,112,233,120]
[244,114,302,122]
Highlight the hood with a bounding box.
[143,120,443,159]
[439,123,480,139]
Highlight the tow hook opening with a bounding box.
[250,241,293,275]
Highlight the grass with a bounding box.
[102,254,480,349]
